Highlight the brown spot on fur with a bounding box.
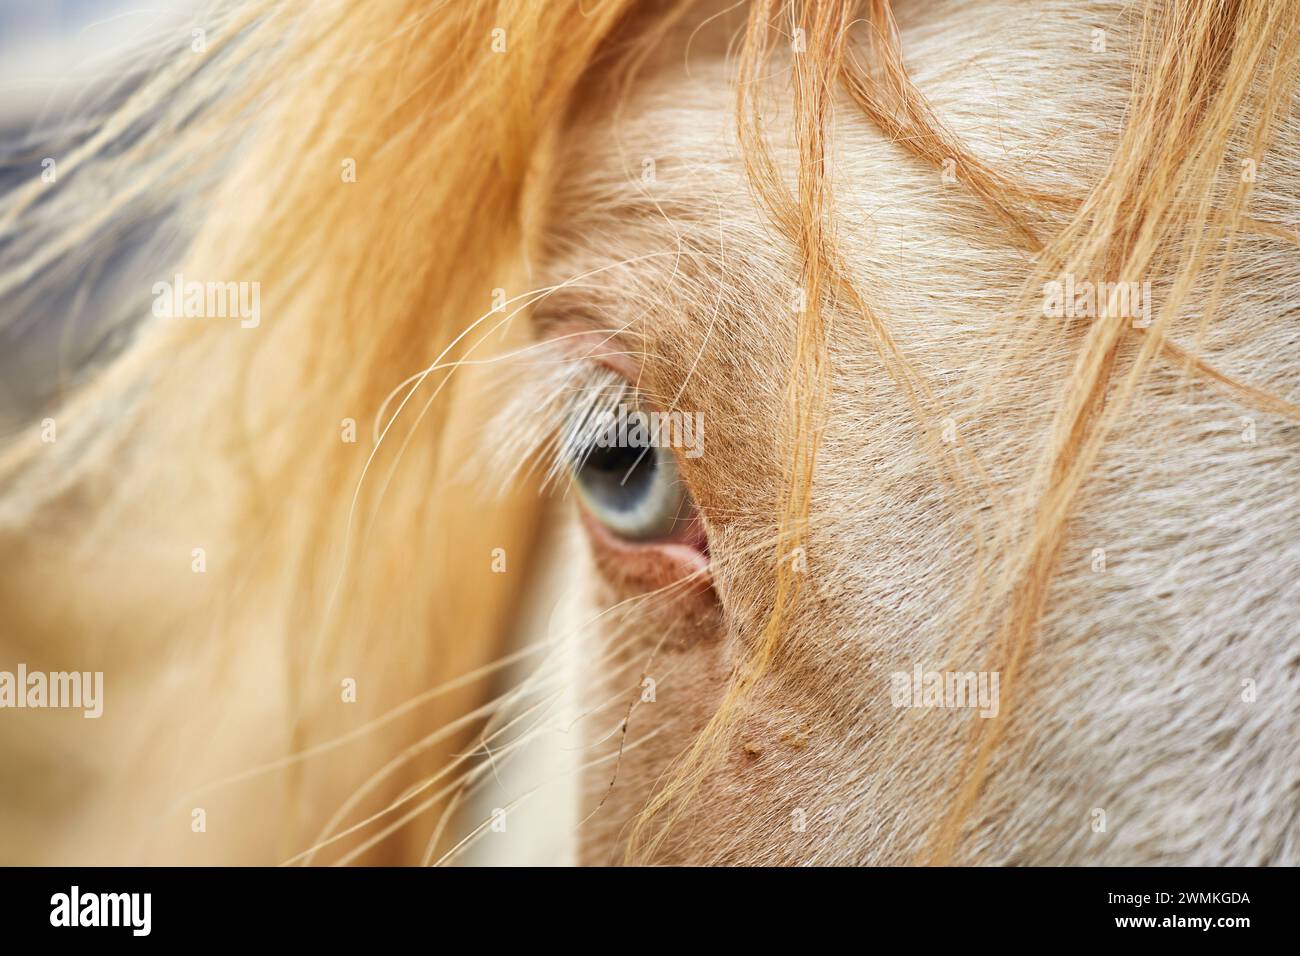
[779,723,813,749]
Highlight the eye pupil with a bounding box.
[584,443,654,476]
[574,442,657,514]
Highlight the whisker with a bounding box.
[294,580,695,863]
[170,638,554,812]
[431,726,668,867]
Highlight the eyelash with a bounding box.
[548,365,634,493]
[483,345,636,496]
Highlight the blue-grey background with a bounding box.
[0,1,197,432]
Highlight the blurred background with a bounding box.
[1,1,196,119]
[0,0,199,434]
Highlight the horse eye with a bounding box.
[566,407,693,541]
